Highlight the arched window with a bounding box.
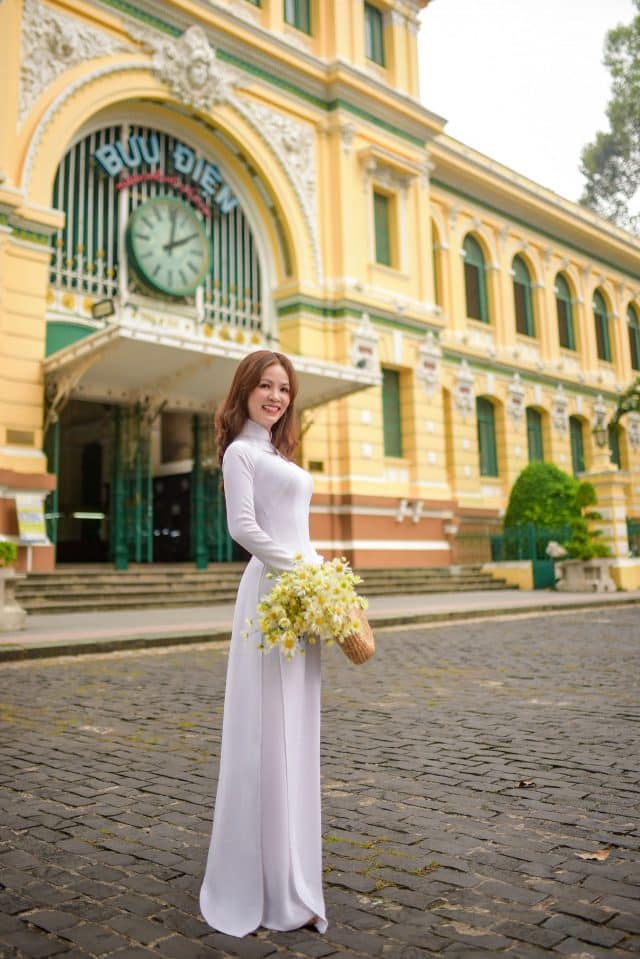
[593,290,612,362]
[431,221,442,307]
[569,416,585,475]
[556,273,575,350]
[628,304,640,371]
[463,234,489,324]
[526,407,544,462]
[476,397,498,476]
[513,256,535,337]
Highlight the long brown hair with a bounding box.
[215,351,299,465]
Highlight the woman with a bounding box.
[199,350,328,937]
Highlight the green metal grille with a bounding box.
[50,125,263,330]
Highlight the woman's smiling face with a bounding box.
[246,362,291,430]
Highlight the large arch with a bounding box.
[19,57,320,289]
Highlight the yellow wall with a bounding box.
[2,0,639,569]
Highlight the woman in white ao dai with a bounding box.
[199,351,327,937]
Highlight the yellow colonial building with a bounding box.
[1,0,639,578]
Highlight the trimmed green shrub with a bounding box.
[504,462,610,561]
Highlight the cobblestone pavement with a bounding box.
[1,608,639,959]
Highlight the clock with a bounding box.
[126,196,210,297]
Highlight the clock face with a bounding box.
[126,196,210,297]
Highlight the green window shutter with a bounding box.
[628,305,640,371]
[476,397,498,476]
[284,0,311,33]
[364,3,385,65]
[526,407,544,462]
[513,256,535,337]
[382,368,403,457]
[555,274,575,350]
[431,221,441,306]
[569,416,585,475]
[608,424,621,468]
[463,234,489,323]
[593,290,611,362]
[373,191,392,266]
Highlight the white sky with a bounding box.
[417,0,636,203]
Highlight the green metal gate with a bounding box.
[490,522,571,589]
[628,518,640,558]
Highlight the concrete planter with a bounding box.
[0,568,27,631]
[555,557,616,593]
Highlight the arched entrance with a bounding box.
[44,117,270,567]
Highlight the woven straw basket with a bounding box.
[338,607,375,665]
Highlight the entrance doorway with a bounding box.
[46,401,233,567]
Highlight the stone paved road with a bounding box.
[1,608,639,959]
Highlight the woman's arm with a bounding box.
[222,443,297,571]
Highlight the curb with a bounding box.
[1,595,639,663]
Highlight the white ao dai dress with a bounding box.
[199,418,327,936]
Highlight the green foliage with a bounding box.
[504,462,579,528]
[0,542,18,567]
[580,1,640,233]
[612,375,640,425]
[504,463,610,561]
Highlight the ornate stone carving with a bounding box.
[627,412,640,450]
[507,372,525,425]
[416,331,441,397]
[19,0,132,124]
[453,359,475,420]
[552,384,569,432]
[135,25,237,111]
[350,314,380,372]
[235,96,320,277]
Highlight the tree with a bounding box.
[612,374,640,425]
[580,1,640,234]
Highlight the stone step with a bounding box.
[16,563,515,614]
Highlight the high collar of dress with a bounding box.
[239,418,274,452]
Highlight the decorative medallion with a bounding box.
[551,383,569,432]
[135,25,236,112]
[453,359,475,420]
[416,331,441,397]
[350,314,380,372]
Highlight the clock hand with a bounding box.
[167,208,178,255]
[163,232,200,252]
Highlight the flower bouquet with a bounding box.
[245,556,374,663]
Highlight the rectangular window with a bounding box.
[608,424,621,468]
[382,368,403,457]
[284,0,311,33]
[557,298,575,350]
[476,398,498,477]
[570,418,585,475]
[364,3,385,65]
[373,190,392,267]
[526,410,544,462]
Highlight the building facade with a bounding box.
[1,0,639,573]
